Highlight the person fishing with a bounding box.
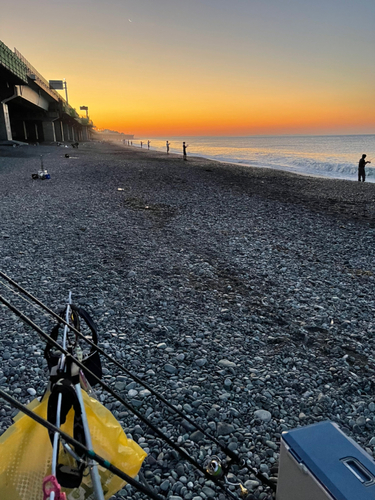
[183,142,188,161]
[358,154,371,182]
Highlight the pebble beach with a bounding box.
[1,141,375,500]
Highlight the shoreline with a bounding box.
[125,134,375,184]
[0,141,375,498]
[115,141,375,225]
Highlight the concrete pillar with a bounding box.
[54,120,63,142]
[60,121,64,142]
[0,103,13,141]
[42,121,56,142]
[63,123,69,142]
[22,121,27,141]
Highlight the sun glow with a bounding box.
[1,0,374,136]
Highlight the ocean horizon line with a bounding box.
[132,133,375,139]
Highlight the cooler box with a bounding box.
[276,421,375,500]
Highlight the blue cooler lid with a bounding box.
[282,421,375,500]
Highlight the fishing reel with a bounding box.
[204,455,224,477]
[204,456,250,498]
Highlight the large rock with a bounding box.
[218,359,237,368]
[164,364,177,374]
[254,409,272,422]
[190,430,204,442]
[217,422,234,436]
[195,358,207,367]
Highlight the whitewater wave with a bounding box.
[136,135,375,182]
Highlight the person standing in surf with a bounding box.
[358,154,371,182]
[166,141,170,154]
[183,142,188,161]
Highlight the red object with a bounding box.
[43,475,67,500]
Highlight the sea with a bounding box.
[134,135,375,183]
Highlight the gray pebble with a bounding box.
[254,410,272,422]
[217,422,234,436]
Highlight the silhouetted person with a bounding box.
[131,141,133,146]
[358,154,371,182]
[166,141,170,154]
[183,142,188,161]
[140,141,143,148]
[147,140,150,150]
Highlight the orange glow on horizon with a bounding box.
[2,0,374,138]
[75,74,375,137]
[91,99,375,137]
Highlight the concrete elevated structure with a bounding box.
[0,41,93,144]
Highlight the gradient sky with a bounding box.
[1,0,374,136]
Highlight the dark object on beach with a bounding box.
[147,140,150,150]
[183,141,188,160]
[32,171,50,180]
[71,142,79,148]
[358,154,371,182]
[140,141,143,148]
[166,141,170,153]
[65,154,70,158]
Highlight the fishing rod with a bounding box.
[0,387,162,500]
[50,293,105,500]
[0,271,276,492]
[0,292,244,500]
[50,295,71,500]
[0,272,276,493]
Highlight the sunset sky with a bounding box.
[1,0,374,136]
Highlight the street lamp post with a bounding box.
[63,79,69,104]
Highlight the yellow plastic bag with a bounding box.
[0,391,147,500]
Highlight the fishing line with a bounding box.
[2,271,237,453]
[0,277,53,321]
[0,387,162,500]
[0,271,276,492]
[0,293,242,500]
[0,279,231,442]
